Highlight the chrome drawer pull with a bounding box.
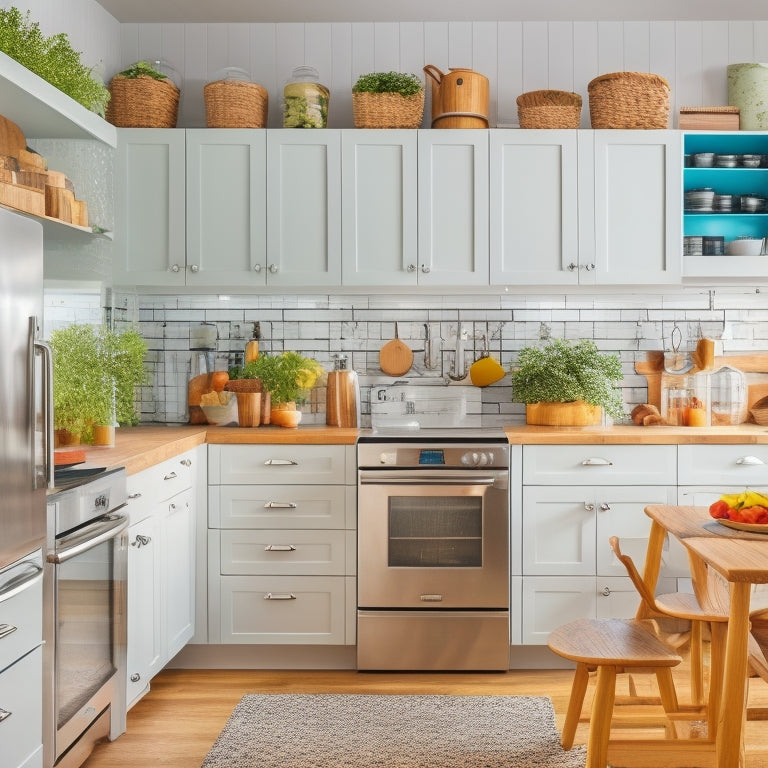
[264,459,298,466]
[736,455,765,466]
[128,492,142,500]
[164,471,178,480]
[263,593,296,600]
[0,708,10,723]
[0,624,17,640]
[264,545,296,552]
[581,458,613,466]
[264,501,298,509]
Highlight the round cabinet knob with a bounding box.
[130,673,141,683]
[253,264,263,272]
[189,264,199,273]
[407,264,416,273]
[421,264,431,273]
[169,264,180,273]
[269,264,279,273]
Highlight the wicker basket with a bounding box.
[224,378,262,393]
[204,80,268,128]
[352,90,425,128]
[516,90,582,129]
[588,72,670,129]
[106,74,180,128]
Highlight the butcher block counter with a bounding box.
[62,423,768,476]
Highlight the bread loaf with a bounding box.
[631,403,660,425]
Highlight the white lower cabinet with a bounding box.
[514,445,679,645]
[207,445,357,646]
[126,449,198,709]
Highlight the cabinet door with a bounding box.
[114,128,186,286]
[522,486,596,576]
[341,130,418,286]
[186,130,267,287]
[590,130,682,285]
[418,130,489,286]
[490,129,579,285]
[520,576,597,644]
[163,488,195,659]
[266,130,341,286]
[126,515,162,708]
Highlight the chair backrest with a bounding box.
[609,536,660,612]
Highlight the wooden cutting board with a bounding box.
[0,115,27,158]
[379,324,413,376]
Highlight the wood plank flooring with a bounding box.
[81,664,768,767]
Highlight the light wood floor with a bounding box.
[82,662,768,768]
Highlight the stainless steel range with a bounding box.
[44,466,129,768]
[356,383,510,671]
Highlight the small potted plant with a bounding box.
[105,60,180,128]
[352,71,424,128]
[229,351,324,428]
[50,324,148,445]
[509,338,624,425]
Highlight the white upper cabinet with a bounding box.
[490,130,579,285]
[186,130,267,287]
[114,129,186,287]
[266,130,342,287]
[418,130,490,286]
[590,130,682,285]
[341,130,418,286]
[490,129,682,287]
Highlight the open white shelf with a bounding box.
[0,51,116,147]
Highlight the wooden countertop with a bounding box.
[64,423,768,476]
[504,424,768,444]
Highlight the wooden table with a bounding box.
[640,504,768,768]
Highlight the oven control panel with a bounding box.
[361,442,509,470]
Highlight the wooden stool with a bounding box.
[548,617,682,768]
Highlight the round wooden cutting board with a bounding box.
[379,324,413,376]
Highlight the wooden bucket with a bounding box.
[424,65,489,128]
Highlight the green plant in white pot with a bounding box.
[509,338,625,425]
[50,324,148,444]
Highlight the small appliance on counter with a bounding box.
[326,354,360,428]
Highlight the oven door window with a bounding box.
[55,538,116,728]
[388,495,482,567]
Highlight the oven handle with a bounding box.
[359,471,501,485]
[48,510,129,564]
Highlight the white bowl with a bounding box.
[726,238,764,256]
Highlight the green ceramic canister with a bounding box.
[728,62,768,130]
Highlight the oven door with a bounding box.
[357,469,508,609]
[44,511,128,765]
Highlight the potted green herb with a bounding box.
[50,324,148,445]
[352,71,424,128]
[105,60,180,128]
[0,7,110,116]
[509,338,625,425]
[229,351,324,428]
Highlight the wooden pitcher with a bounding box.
[423,65,489,128]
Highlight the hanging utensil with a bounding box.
[664,323,694,374]
[379,322,414,377]
[469,323,505,387]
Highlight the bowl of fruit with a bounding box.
[709,489,768,532]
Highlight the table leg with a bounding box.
[716,581,751,767]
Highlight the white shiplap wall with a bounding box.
[110,20,768,129]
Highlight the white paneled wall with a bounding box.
[110,20,768,129]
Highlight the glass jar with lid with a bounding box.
[709,365,747,425]
[283,66,329,128]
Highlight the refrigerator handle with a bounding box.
[32,317,54,490]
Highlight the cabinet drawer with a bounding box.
[210,445,347,485]
[126,449,195,523]
[210,485,349,529]
[217,529,351,576]
[523,445,676,485]
[217,575,346,644]
[0,645,42,768]
[0,558,42,673]
[678,445,768,487]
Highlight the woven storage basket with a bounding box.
[588,71,670,129]
[352,90,425,128]
[224,378,262,393]
[106,74,180,128]
[204,80,268,128]
[516,90,582,129]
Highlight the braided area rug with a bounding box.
[200,693,586,768]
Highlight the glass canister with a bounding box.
[283,66,329,128]
[662,372,709,426]
[709,365,748,425]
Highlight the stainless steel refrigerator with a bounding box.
[0,205,49,569]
